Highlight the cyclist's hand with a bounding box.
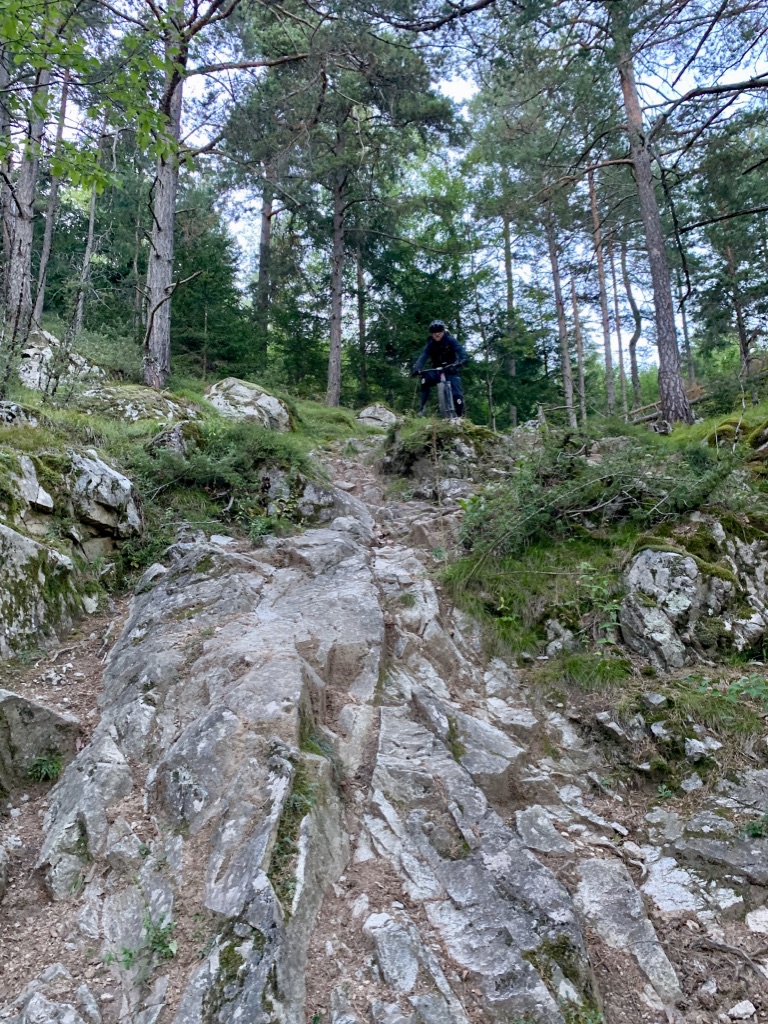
[411,368,421,378]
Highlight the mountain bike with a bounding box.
[418,364,459,419]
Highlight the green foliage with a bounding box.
[443,533,631,655]
[26,753,63,783]
[461,431,738,559]
[536,652,632,692]
[743,814,768,838]
[143,914,178,961]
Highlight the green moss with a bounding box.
[522,935,582,988]
[694,616,733,653]
[218,941,245,981]
[267,759,317,915]
[446,716,466,762]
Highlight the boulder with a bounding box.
[10,455,54,515]
[619,548,733,670]
[0,402,39,427]
[0,524,81,659]
[574,858,683,1006]
[357,404,398,427]
[75,383,196,423]
[17,329,103,392]
[68,451,141,539]
[205,377,291,431]
[0,689,80,794]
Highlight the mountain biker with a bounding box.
[411,320,469,418]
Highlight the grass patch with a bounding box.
[443,533,631,656]
[610,671,765,755]
[535,652,632,692]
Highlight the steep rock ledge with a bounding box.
[3,442,768,1024]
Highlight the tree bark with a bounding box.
[143,38,185,388]
[355,243,366,396]
[0,46,12,308]
[73,180,98,335]
[676,270,695,385]
[570,275,587,426]
[33,70,69,326]
[502,210,517,426]
[6,67,50,342]
[253,170,273,361]
[546,216,577,429]
[725,245,756,402]
[326,169,346,407]
[621,240,643,409]
[608,233,629,419]
[588,168,615,415]
[610,9,693,424]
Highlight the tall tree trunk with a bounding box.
[546,216,577,429]
[326,170,346,407]
[132,206,143,334]
[610,10,693,424]
[254,170,273,361]
[33,69,69,326]
[726,244,756,402]
[608,233,629,419]
[73,180,98,335]
[355,243,366,396]
[570,275,587,426]
[143,54,185,388]
[0,46,12,308]
[6,67,50,343]
[588,168,615,415]
[676,270,695,385]
[502,210,517,427]
[621,240,643,409]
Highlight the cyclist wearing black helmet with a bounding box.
[412,320,469,417]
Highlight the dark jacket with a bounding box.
[413,332,469,373]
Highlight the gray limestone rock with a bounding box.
[68,451,141,538]
[205,377,291,431]
[675,835,768,885]
[357,403,398,427]
[620,548,732,670]
[0,689,80,793]
[0,525,81,659]
[17,329,103,392]
[0,844,8,901]
[516,806,575,854]
[331,989,362,1023]
[364,914,421,994]
[574,858,683,1005]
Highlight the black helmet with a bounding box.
[428,320,446,333]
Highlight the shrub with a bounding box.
[27,754,63,782]
[461,431,740,559]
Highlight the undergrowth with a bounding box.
[444,428,768,658]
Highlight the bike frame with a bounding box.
[420,365,457,419]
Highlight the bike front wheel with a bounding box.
[437,380,456,419]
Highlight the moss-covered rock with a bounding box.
[75,383,198,423]
[0,523,82,658]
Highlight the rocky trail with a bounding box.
[3,436,768,1024]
